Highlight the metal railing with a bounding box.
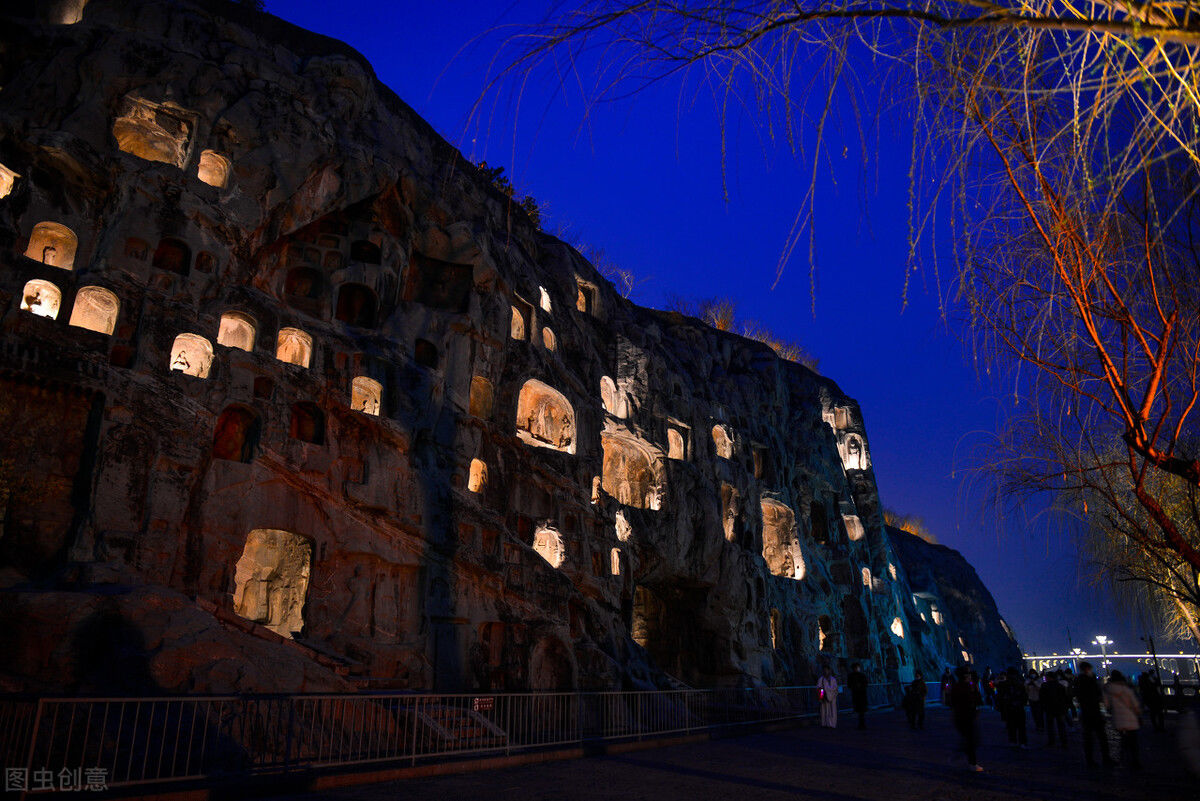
[0,683,897,793]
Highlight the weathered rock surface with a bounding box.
[0,0,1018,694]
[886,526,1023,677]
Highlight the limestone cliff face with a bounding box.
[886,527,1023,677]
[0,0,1013,693]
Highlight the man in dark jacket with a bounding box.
[1001,667,1028,747]
[848,663,869,729]
[909,671,927,730]
[1077,662,1115,767]
[1042,670,1070,747]
[1139,672,1166,732]
[950,666,984,771]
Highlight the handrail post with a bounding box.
[637,693,643,742]
[504,694,511,757]
[575,691,582,747]
[284,697,295,775]
[409,697,418,767]
[22,699,44,801]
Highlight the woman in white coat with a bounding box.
[818,664,840,728]
[1104,670,1142,769]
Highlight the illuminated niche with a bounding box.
[232,529,312,638]
[24,222,77,270]
[667,428,686,460]
[169,333,213,378]
[69,286,119,335]
[351,376,382,416]
[600,375,626,418]
[600,434,663,510]
[197,149,230,188]
[532,526,566,568]
[0,164,19,198]
[712,425,733,459]
[112,97,192,168]
[276,327,313,368]
[19,279,61,319]
[468,459,487,493]
[761,499,804,579]
[515,379,576,454]
[818,615,833,651]
[217,311,257,352]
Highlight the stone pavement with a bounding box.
[278,707,1196,801]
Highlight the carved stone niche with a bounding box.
[600,433,663,510]
[24,222,77,270]
[838,432,870,471]
[19,279,61,319]
[760,498,804,579]
[169,333,213,378]
[511,296,533,341]
[351,376,382,415]
[712,425,733,459]
[515,379,576,454]
[112,96,196,168]
[69,286,119,335]
[843,513,865,542]
[600,376,628,419]
[667,427,686,460]
[217,311,257,352]
[532,526,566,568]
[197,150,230,188]
[576,278,598,315]
[231,529,312,638]
[0,163,19,199]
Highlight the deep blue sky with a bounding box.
[264,0,1144,657]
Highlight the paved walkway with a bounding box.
[278,707,1195,801]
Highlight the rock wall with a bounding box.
[0,0,1016,694]
[886,526,1023,677]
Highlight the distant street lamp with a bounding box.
[1093,635,1112,676]
[1071,647,1084,673]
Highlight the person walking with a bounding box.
[817,664,839,729]
[1076,662,1115,768]
[983,667,996,708]
[950,666,984,771]
[848,663,869,730]
[907,671,927,730]
[1139,673,1165,732]
[1105,670,1143,770]
[1026,670,1044,732]
[995,671,1010,727]
[1062,669,1078,726]
[1000,667,1028,747]
[1041,670,1069,748]
[941,668,953,705]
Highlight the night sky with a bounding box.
[263,0,1143,658]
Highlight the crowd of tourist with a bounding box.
[814,659,1199,776]
[920,660,1190,773]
